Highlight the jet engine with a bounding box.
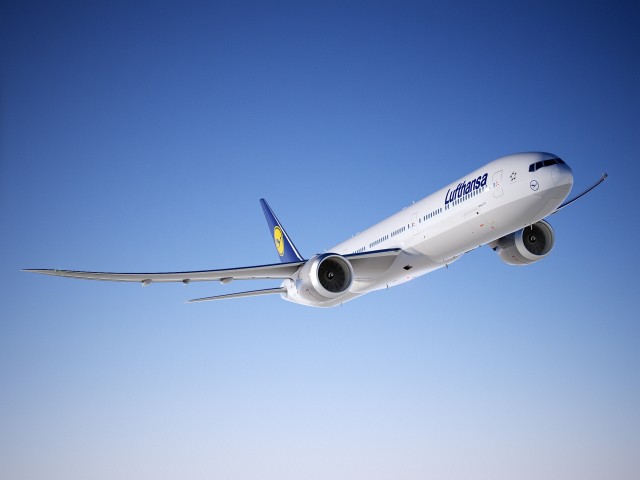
[492,220,555,266]
[294,253,354,303]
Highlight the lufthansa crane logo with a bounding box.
[274,226,285,257]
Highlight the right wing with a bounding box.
[552,172,608,214]
[23,261,304,285]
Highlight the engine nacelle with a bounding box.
[492,220,555,266]
[294,253,354,303]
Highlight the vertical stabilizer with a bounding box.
[259,199,305,263]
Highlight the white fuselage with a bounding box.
[283,152,573,306]
[25,151,583,307]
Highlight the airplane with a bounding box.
[25,152,607,308]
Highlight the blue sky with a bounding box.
[1,1,638,479]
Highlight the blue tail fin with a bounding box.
[260,199,305,263]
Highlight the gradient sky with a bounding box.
[1,1,639,479]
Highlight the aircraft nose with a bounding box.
[551,161,573,188]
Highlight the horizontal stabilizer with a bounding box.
[187,287,287,303]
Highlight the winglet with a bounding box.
[260,199,305,263]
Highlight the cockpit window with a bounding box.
[529,157,565,172]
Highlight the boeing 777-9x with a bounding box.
[25,152,607,308]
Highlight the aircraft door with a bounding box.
[411,213,418,236]
[492,170,504,197]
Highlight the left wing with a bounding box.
[23,261,304,285]
[24,193,409,306]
